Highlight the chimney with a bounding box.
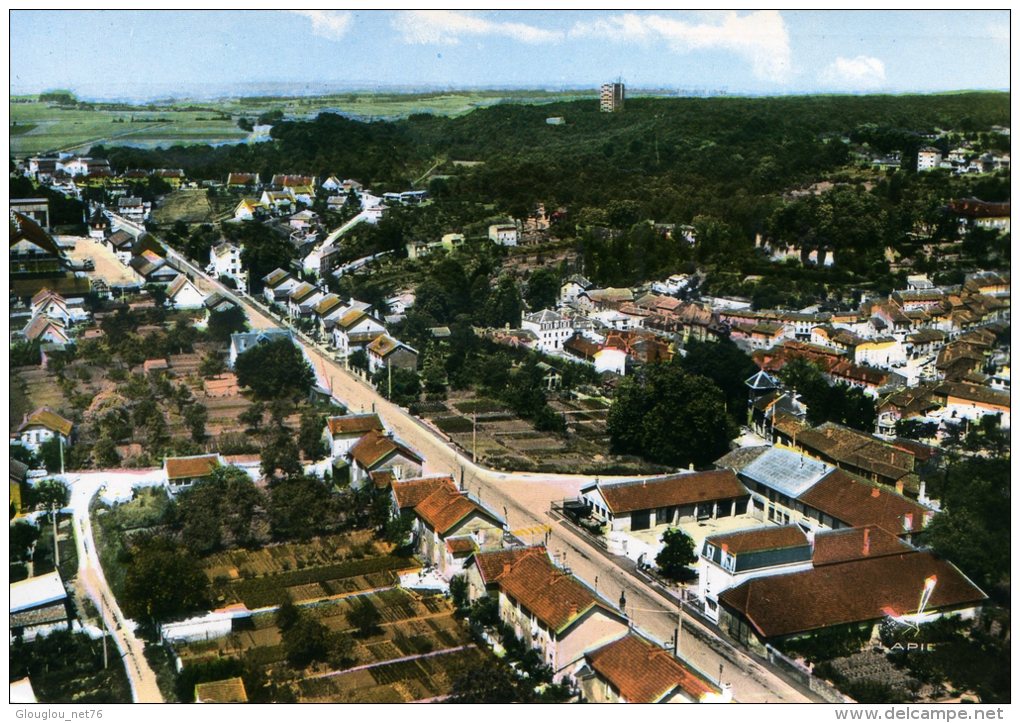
[862,528,871,556]
[502,562,511,577]
[871,487,880,498]
[569,603,578,619]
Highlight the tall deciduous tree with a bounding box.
[656,528,698,582]
[121,537,210,624]
[234,338,314,399]
[608,364,736,468]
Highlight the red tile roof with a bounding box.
[392,476,501,535]
[392,476,454,509]
[708,525,808,555]
[719,552,986,639]
[445,537,478,557]
[497,549,622,634]
[798,469,928,536]
[349,430,422,470]
[165,454,220,481]
[812,525,914,567]
[326,413,383,437]
[471,546,546,585]
[369,470,396,490]
[590,470,748,514]
[586,632,720,703]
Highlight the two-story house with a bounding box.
[390,475,505,579]
[464,546,629,682]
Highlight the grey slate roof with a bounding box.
[738,446,833,499]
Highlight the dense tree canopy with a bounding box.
[234,338,314,399]
[120,536,210,623]
[607,362,736,468]
[926,458,1009,596]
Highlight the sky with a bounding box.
[9,10,1011,99]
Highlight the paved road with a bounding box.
[162,244,813,703]
[66,471,167,703]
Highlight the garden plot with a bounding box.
[174,588,481,702]
[204,532,419,609]
[295,646,486,703]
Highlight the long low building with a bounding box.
[718,551,986,653]
[580,471,749,533]
[10,571,70,641]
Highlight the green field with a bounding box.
[9,89,591,156]
[8,100,248,155]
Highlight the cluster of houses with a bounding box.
[22,154,185,201]
[490,266,1009,438]
[917,146,1010,174]
[259,267,419,373]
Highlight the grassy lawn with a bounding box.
[152,189,214,224]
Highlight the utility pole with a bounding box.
[51,505,60,568]
[387,362,392,400]
[472,412,477,464]
[101,596,108,670]
[674,589,683,656]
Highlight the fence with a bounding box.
[765,643,854,703]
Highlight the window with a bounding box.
[722,553,736,572]
[704,543,716,559]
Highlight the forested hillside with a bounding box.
[91,92,1009,292]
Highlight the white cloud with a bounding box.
[568,11,793,82]
[820,55,886,90]
[289,10,353,41]
[393,10,562,46]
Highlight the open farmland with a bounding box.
[9,89,591,156]
[9,100,247,155]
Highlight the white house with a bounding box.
[697,526,814,623]
[233,198,264,222]
[347,430,423,488]
[917,147,942,172]
[331,308,386,356]
[488,223,519,246]
[260,190,295,215]
[228,328,294,368]
[166,274,206,310]
[560,274,593,305]
[286,282,324,318]
[390,476,505,580]
[321,175,343,192]
[207,242,247,292]
[15,408,73,455]
[261,268,299,306]
[107,230,136,266]
[10,571,70,642]
[323,413,385,462]
[521,309,572,352]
